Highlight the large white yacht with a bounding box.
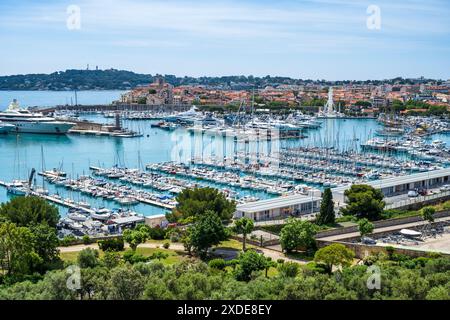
[0,121,15,133]
[0,100,75,134]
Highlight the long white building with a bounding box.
[235,194,321,221]
[332,168,450,205]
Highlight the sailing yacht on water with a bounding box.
[0,99,75,134]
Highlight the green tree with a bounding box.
[101,251,122,269]
[316,188,335,225]
[232,217,254,251]
[280,218,317,253]
[340,184,385,220]
[426,285,450,300]
[235,250,268,281]
[189,210,229,258]
[314,244,355,273]
[79,267,110,300]
[29,223,61,272]
[264,257,277,278]
[421,206,435,224]
[123,225,149,251]
[0,196,60,228]
[109,266,145,300]
[358,218,374,237]
[174,187,236,221]
[0,222,41,277]
[181,228,193,255]
[77,248,100,269]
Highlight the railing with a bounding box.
[385,190,450,210]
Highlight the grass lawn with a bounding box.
[285,251,315,261]
[59,251,81,263]
[135,247,187,265]
[266,266,279,277]
[216,239,254,250]
[60,246,188,265]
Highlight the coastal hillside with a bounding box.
[0,69,152,91]
[0,69,442,91]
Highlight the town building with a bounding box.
[234,194,321,221]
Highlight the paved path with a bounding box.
[59,242,185,253]
[319,216,450,242]
[59,242,308,264]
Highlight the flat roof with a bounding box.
[236,194,321,213]
[332,168,450,194]
[112,216,145,225]
[145,214,167,220]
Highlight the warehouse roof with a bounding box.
[236,194,321,213]
[332,168,450,194]
[111,216,145,225]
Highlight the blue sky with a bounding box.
[0,0,449,80]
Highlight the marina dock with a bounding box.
[40,170,175,210]
[0,180,95,214]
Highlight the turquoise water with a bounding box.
[0,90,126,109]
[0,91,449,217]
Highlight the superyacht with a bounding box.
[0,121,15,133]
[0,100,75,134]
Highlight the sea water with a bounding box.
[0,91,449,217]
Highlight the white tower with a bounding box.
[325,87,334,115]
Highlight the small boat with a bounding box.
[91,208,112,220]
[400,229,422,238]
[67,212,88,222]
[7,186,27,196]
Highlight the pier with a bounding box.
[0,180,95,214]
[40,170,175,210]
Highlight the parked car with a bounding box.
[408,190,419,197]
[361,236,377,245]
[440,184,450,191]
[418,188,427,196]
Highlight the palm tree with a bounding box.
[233,217,254,251]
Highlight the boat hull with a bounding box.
[7,121,75,134]
[0,124,15,133]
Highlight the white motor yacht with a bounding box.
[0,120,15,133]
[0,100,75,134]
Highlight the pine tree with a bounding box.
[317,188,335,225]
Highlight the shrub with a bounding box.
[166,227,182,242]
[303,261,328,275]
[163,242,170,249]
[277,259,285,264]
[385,246,395,259]
[278,262,299,278]
[208,258,226,270]
[442,201,450,211]
[82,235,91,245]
[123,250,149,264]
[149,252,169,261]
[98,238,125,252]
[149,226,166,240]
[59,235,77,247]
